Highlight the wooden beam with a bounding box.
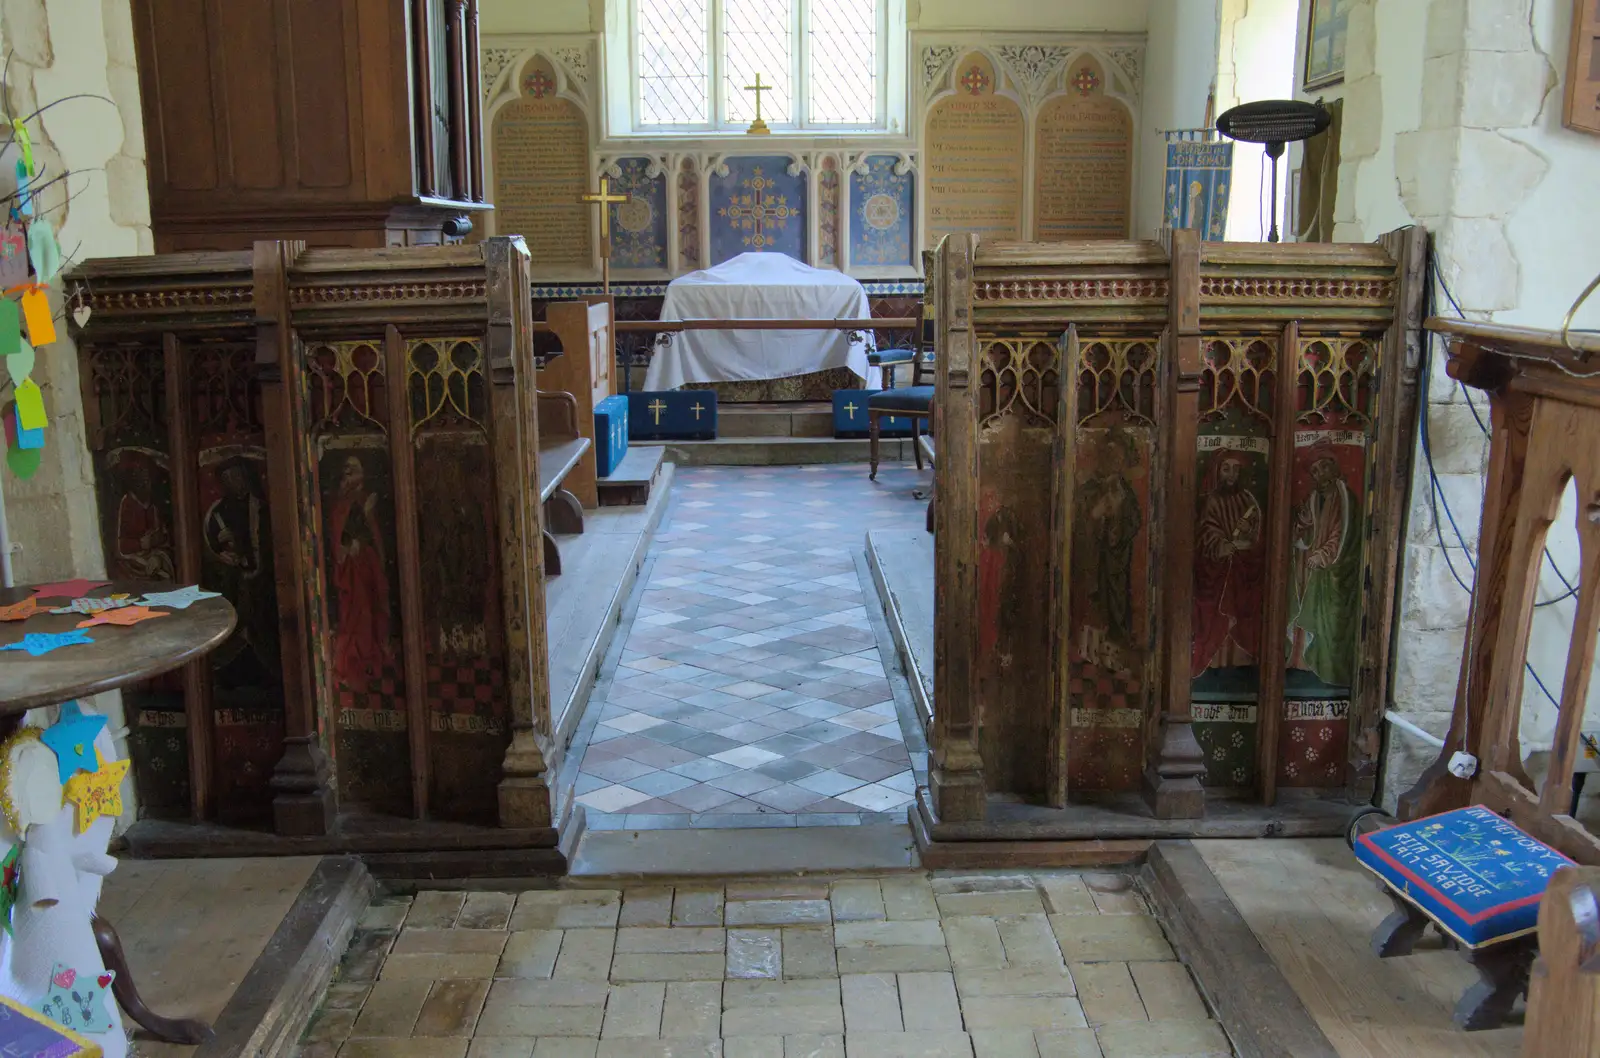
[1257,320,1300,806]
[164,332,214,821]
[384,324,430,820]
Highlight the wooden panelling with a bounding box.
[138,0,219,193]
[287,0,355,191]
[215,0,284,191]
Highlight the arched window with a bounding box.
[629,0,897,132]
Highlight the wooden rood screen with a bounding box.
[68,239,566,838]
[927,228,1425,822]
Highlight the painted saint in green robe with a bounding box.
[1079,434,1143,646]
[1287,454,1362,687]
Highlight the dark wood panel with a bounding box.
[214,0,284,191]
[138,0,220,193]
[287,0,355,190]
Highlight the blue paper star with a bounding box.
[0,630,95,657]
[39,700,106,783]
[139,585,222,610]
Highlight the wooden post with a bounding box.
[257,240,335,836]
[1256,320,1300,805]
[486,237,557,830]
[412,0,438,197]
[445,0,469,200]
[1144,227,1206,819]
[929,232,986,822]
[164,333,214,821]
[385,325,431,819]
[1048,326,1081,804]
[465,0,484,202]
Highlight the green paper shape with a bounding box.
[0,301,20,359]
[6,444,41,478]
[27,221,60,284]
[5,338,33,386]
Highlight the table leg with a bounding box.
[93,914,216,1044]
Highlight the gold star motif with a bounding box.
[64,758,129,833]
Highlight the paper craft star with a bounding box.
[76,605,170,630]
[50,593,133,616]
[139,585,222,610]
[0,596,40,622]
[29,578,109,600]
[63,758,128,834]
[0,847,17,935]
[0,630,95,657]
[40,701,106,783]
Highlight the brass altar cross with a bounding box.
[579,175,633,293]
[648,398,668,425]
[744,73,772,135]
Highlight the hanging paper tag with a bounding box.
[5,338,33,386]
[1,404,38,479]
[12,121,34,180]
[20,287,54,346]
[13,161,30,219]
[14,378,45,431]
[0,228,26,290]
[26,221,59,284]
[16,425,42,450]
[0,300,18,359]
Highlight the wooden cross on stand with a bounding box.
[744,73,772,135]
[578,175,632,293]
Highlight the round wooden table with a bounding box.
[0,579,237,1045]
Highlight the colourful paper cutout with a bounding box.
[20,287,53,347]
[6,444,40,479]
[12,121,34,180]
[15,424,40,450]
[0,846,17,935]
[0,229,27,289]
[63,758,128,835]
[30,579,110,600]
[76,605,169,629]
[49,594,132,616]
[39,961,116,1035]
[140,584,222,610]
[13,161,30,219]
[27,221,59,284]
[7,337,35,385]
[71,302,90,328]
[40,702,105,783]
[0,299,19,358]
[0,631,94,656]
[14,379,45,431]
[0,596,40,621]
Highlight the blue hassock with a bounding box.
[594,394,629,476]
[628,390,716,440]
[833,389,912,438]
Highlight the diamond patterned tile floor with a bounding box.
[297,873,1236,1057]
[572,464,932,830]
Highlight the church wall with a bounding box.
[1136,0,1221,239]
[1,0,155,830]
[1305,0,1600,811]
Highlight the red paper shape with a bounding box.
[30,579,110,600]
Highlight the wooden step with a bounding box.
[716,401,834,439]
[598,444,666,506]
[664,436,918,466]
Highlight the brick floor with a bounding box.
[297,873,1234,1058]
[571,464,932,830]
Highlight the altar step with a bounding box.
[598,444,666,506]
[659,401,917,465]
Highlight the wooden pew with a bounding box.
[1364,318,1600,1030]
[535,390,592,576]
[540,298,615,509]
[1523,866,1600,1057]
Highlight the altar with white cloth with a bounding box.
[643,252,882,392]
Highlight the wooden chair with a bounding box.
[867,317,935,481]
[1522,866,1600,1056]
[535,391,592,577]
[1354,317,1600,1031]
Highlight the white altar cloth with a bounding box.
[643,252,881,391]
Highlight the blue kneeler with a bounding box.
[1354,804,1573,1029]
[594,394,628,477]
[834,390,912,438]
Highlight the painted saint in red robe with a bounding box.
[329,455,391,686]
[116,464,176,581]
[1191,450,1264,677]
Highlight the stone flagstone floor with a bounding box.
[569,464,933,829]
[297,872,1234,1058]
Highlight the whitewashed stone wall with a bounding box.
[1,0,151,827]
[1303,0,1600,809]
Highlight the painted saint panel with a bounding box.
[849,155,914,268]
[709,156,807,264]
[608,156,668,271]
[408,337,509,824]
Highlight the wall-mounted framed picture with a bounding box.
[1303,0,1351,92]
[1564,0,1600,136]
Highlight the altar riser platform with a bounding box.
[666,436,917,466]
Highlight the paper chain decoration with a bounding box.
[40,702,106,784]
[63,759,128,834]
[3,115,65,483]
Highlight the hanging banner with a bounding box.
[1163,137,1234,240]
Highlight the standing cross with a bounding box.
[578,175,633,293]
[744,73,773,135]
